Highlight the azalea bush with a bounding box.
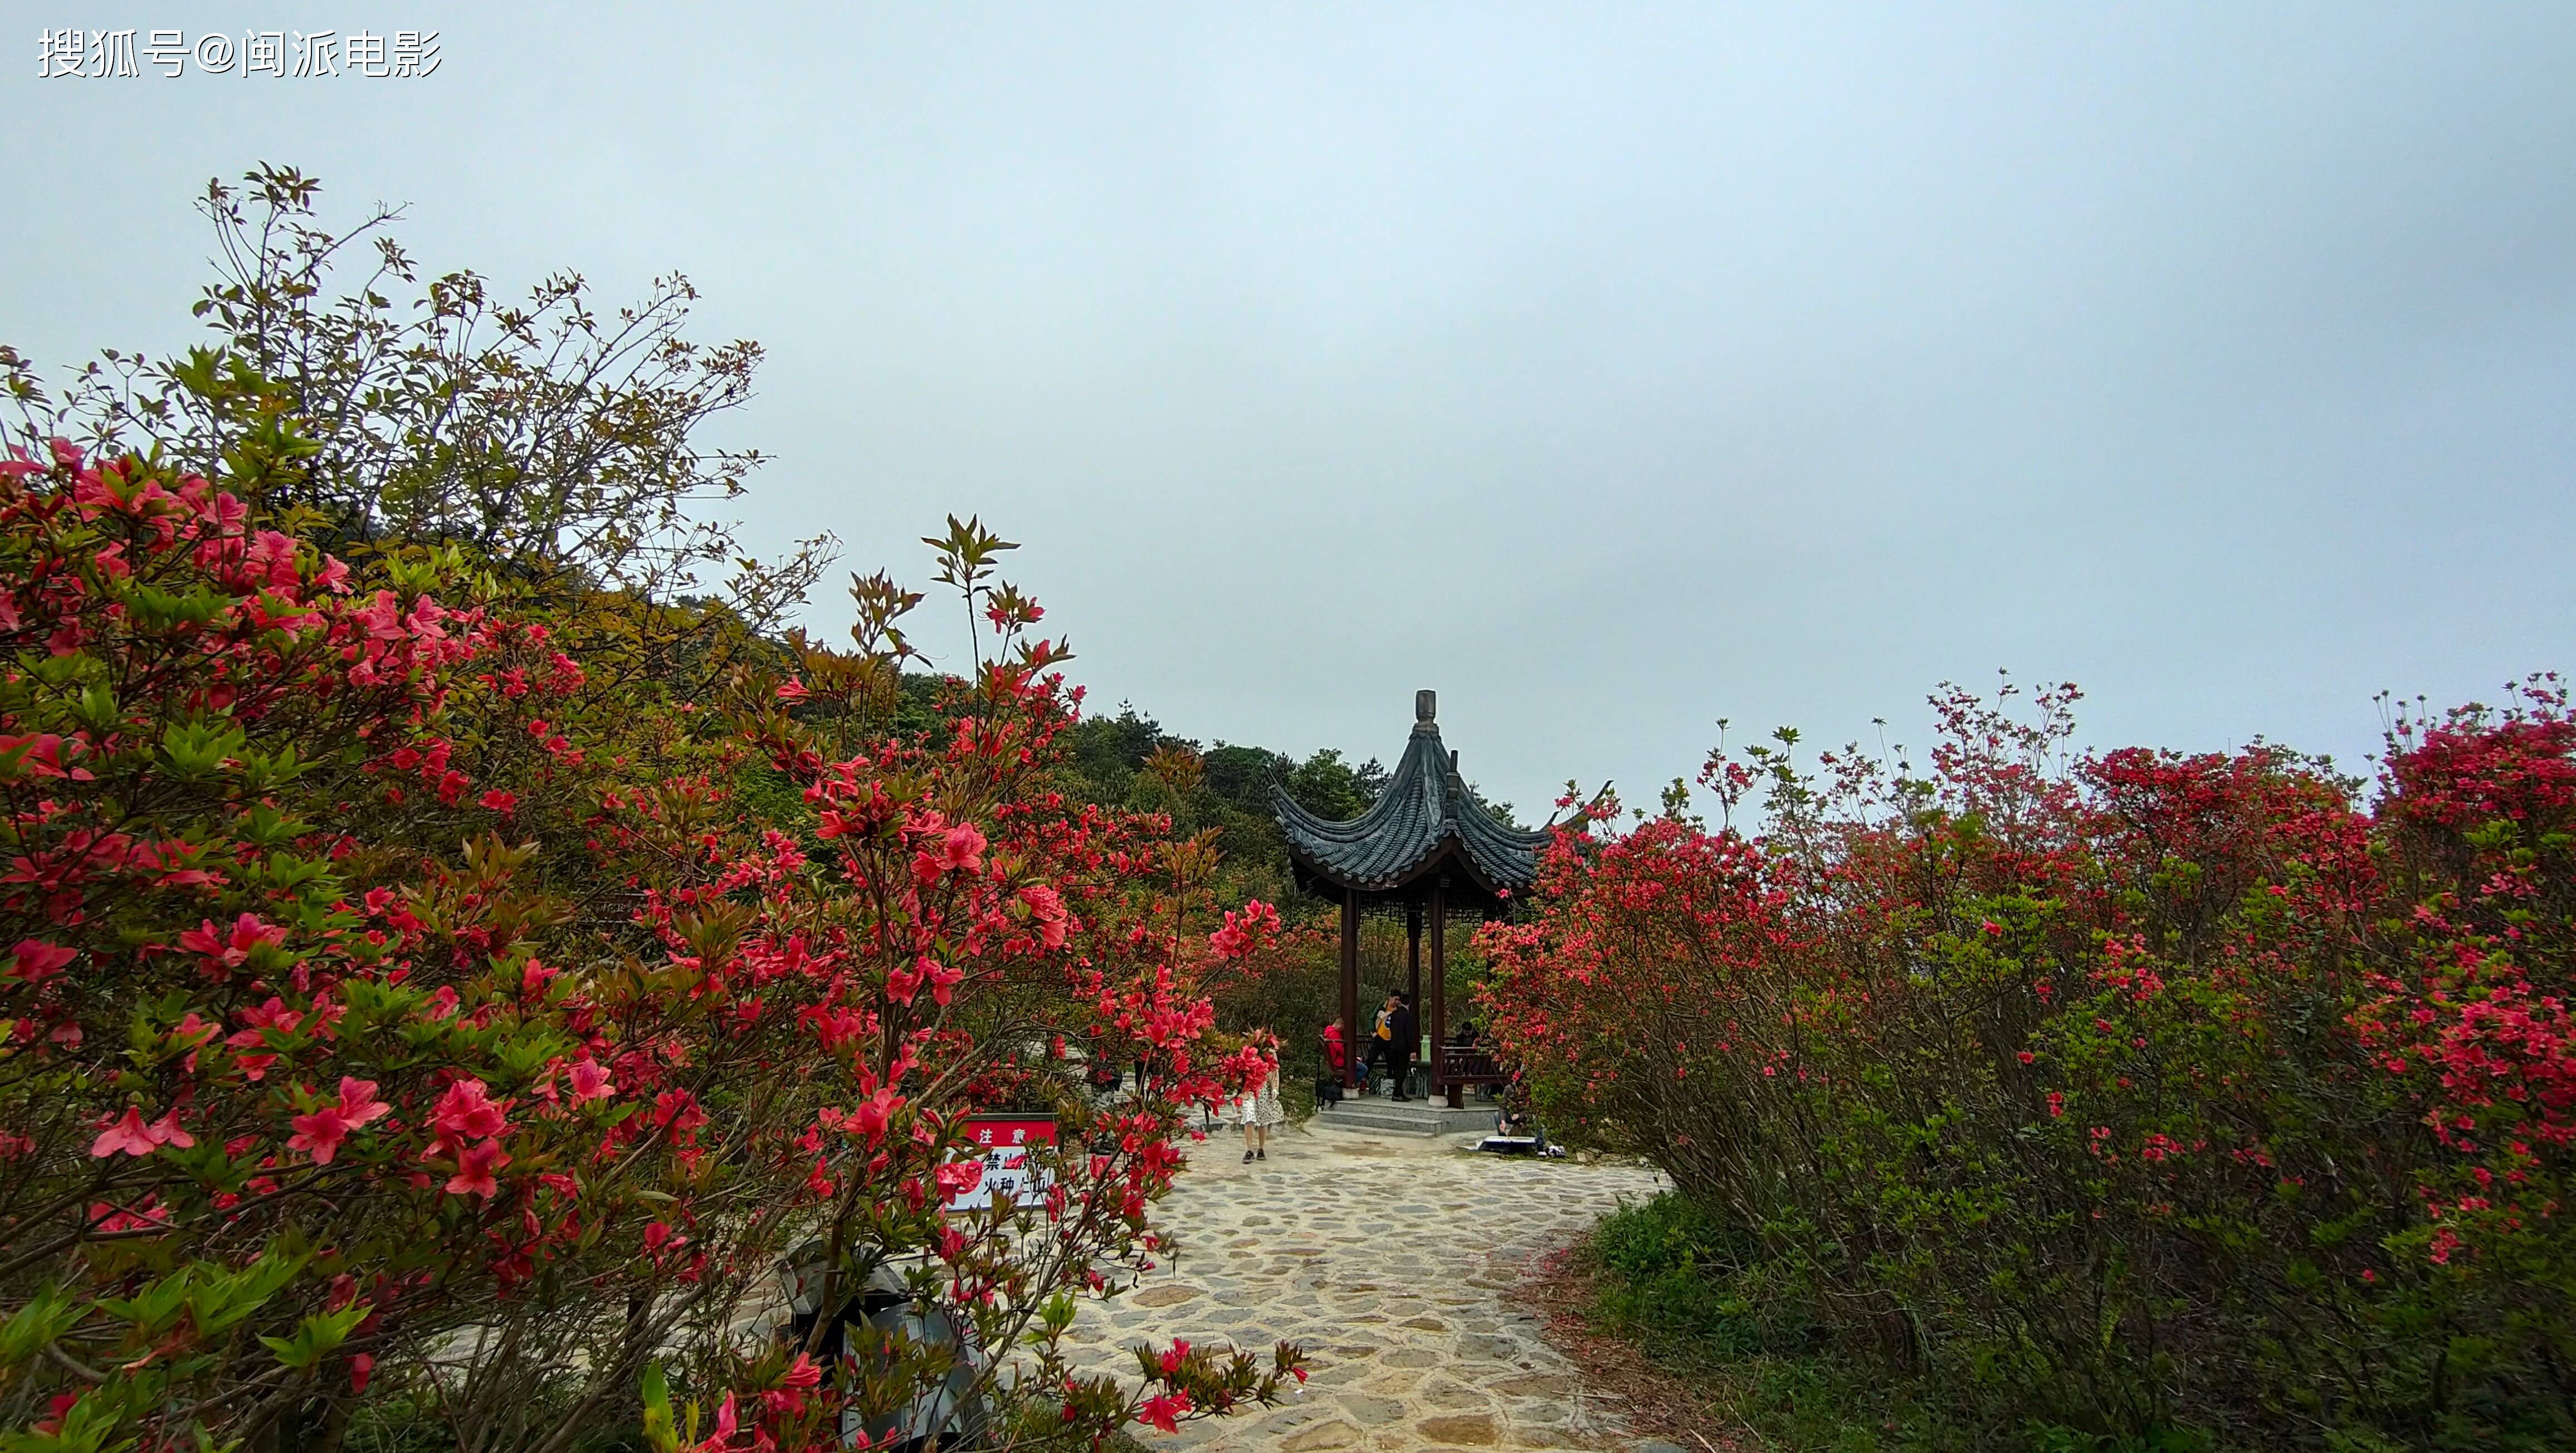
[1193,913,1336,1099]
[1484,682,2576,1450]
[0,441,1301,1452]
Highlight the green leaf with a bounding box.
[0,1285,82,1369]
[257,1304,368,1371]
[639,1361,679,1453]
[0,1387,141,1452]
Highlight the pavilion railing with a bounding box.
[1437,1045,1506,1089]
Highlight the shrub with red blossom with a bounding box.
[1484,680,2576,1448]
[0,445,1300,1451]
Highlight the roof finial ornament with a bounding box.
[1414,689,1437,733]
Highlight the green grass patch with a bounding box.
[1579,1194,2214,1453]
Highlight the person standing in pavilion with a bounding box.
[1386,992,1419,1100]
[1370,993,1396,1095]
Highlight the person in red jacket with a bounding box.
[1319,1015,1360,1097]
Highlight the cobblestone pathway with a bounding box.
[1060,1122,1667,1452]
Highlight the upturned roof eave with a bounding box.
[1282,832,1512,901]
[1268,694,1548,901]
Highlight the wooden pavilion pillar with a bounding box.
[1405,903,1422,1013]
[1339,888,1362,1088]
[1428,876,1450,1106]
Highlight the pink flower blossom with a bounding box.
[431,1078,509,1145]
[287,1079,389,1164]
[567,1057,613,1103]
[444,1138,511,1198]
[7,939,72,983]
[90,1107,160,1158]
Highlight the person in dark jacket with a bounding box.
[1387,993,1419,1100]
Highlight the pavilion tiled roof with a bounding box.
[1270,691,1549,898]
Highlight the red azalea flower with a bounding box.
[7,939,72,983]
[444,1138,510,1199]
[1136,1391,1191,1434]
[567,1057,613,1103]
[89,1106,160,1158]
[431,1078,509,1144]
[289,1079,388,1164]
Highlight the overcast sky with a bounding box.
[11,4,2575,819]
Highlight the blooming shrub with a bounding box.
[0,445,1300,1451]
[1484,682,2576,1448]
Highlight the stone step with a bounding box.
[1311,1099,1497,1137]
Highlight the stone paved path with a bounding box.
[1060,1122,1667,1452]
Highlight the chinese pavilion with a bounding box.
[1270,690,1549,1105]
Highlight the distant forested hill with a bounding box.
[859,674,1525,908]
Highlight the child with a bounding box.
[1236,1031,1284,1162]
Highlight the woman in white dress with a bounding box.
[1236,1031,1285,1163]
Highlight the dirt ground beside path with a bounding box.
[1057,1121,1669,1452]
